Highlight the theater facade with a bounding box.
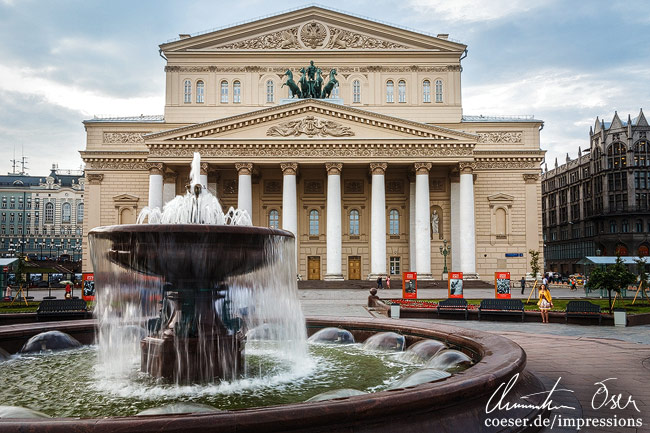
[81,6,544,281]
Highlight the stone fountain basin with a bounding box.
[88,224,294,286]
[0,317,548,432]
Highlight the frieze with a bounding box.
[87,161,149,170]
[219,27,300,50]
[165,65,460,73]
[325,26,407,49]
[149,145,474,159]
[474,161,541,170]
[103,132,148,144]
[477,132,523,144]
[267,116,354,137]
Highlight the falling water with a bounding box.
[91,152,309,388]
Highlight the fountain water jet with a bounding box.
[90,153,306,384]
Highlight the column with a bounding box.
[370,162,387,279]
[200,162,209,189]
[148,163,163,210]
[281,163,298,236]
[459,163,477,278]
[450,175,460,272]
[84,174,103,273]
[414,162,433,279]
[524,174,541,277]
[236,162,253,219]
[163,172,177,206]
[325,162,343,280]
[409,179,416,271]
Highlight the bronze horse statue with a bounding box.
[282,70,301,98]
[314,68,323,98]
[321,69,338,98]
[298,67,310,98]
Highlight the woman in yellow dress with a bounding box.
[537,284,553,323]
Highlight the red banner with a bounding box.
[448,272,463,298]
[495,272,511,299]
[82,273,95,301]
[402,272,417,299]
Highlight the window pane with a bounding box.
[269,210,279,229]
[349,210,359,235]
[233,81,241,103]
[435,79,443,102]
[196,80,204,103]
[423,80,430,103]
[389,209,399,234]
[184,80,191,103]
[309,210,319,235]
[386,81,394,103]
[220,81,228,103]
[266,80,274,102]
[353,80,360,103]
[398,80,406,103]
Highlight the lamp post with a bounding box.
[439,239,451,275]
[39,241,44,260]
[49,239,54,259]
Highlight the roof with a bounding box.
[0,171,84,189]
[462,115,543,123]
[83,115,165,124]
[577,256,646,265]
[0,258,18,266]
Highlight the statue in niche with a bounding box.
[431,209,439,239]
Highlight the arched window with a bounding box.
[233,80,241,103]
[398,80,406,103]
[45,202,54,224]
[389,209,399,235]
[220,81,229,103]
[423,80,431,103]
[495,208,507,235]
[607,142,627,169]
[61,202,71,223]
[386,80,394,103]
[615,244,628,256]
[266,80,274,102]
[309,210,319,235]
[636,219,643,232]
[638,244,649,257]
[435,79,443,103]
[634,140,649,166]
[622,219,629,233]
[353,80,361,103]
[349,210,359,235]
[268,209,279,229]
[183,80,192,103]
[77,203,84,223]
[196,80,204,103]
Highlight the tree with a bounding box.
[588,254,636,312]
[529,250,541,283]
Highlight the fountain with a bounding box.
[0,153,553,431]
[89,153,304,383]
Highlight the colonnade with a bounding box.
[147,161,477,279]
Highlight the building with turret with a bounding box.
[542,109,650,274]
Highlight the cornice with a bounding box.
[145,99,478,141]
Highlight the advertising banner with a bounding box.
[82,273,95,301]
[448,272,463,298]
[495,272,511,299]
[402,272,417,299]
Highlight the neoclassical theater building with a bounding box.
[81,6,544,281]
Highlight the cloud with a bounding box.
[0,63,163,117]
[406,0,550,23]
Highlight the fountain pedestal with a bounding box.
[141,333,244,382]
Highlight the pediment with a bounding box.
[145,99,477,143]
[487,193,515,203]
[161,6,465,53]
[112,194,140,204]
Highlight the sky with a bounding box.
[0,0,649,175]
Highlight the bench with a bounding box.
[478,299,525,321]
[565,300,602,325]
[437,298,468,320]
[36,299,88,321]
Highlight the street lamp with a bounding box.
[39,241,44,260]
[439,239,451,274]
[49,239,54,259]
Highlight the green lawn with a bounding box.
[0,301,41,313]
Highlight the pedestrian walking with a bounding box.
[65,283,72,300]
[542,275,548,286]
[570,278,577,291]
[386,275,391,290]
[4,285,11,300]
[520,277,526,295]
[376,276,383,289]
[537,284,553,323]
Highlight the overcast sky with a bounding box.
[1,0,648,175]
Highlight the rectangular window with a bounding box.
[220,81,229,103]
[389,257,400,275]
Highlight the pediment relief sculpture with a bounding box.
[216,21,408,50]
[266,116,354,137]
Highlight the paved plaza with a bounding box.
[299,287,650,432]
